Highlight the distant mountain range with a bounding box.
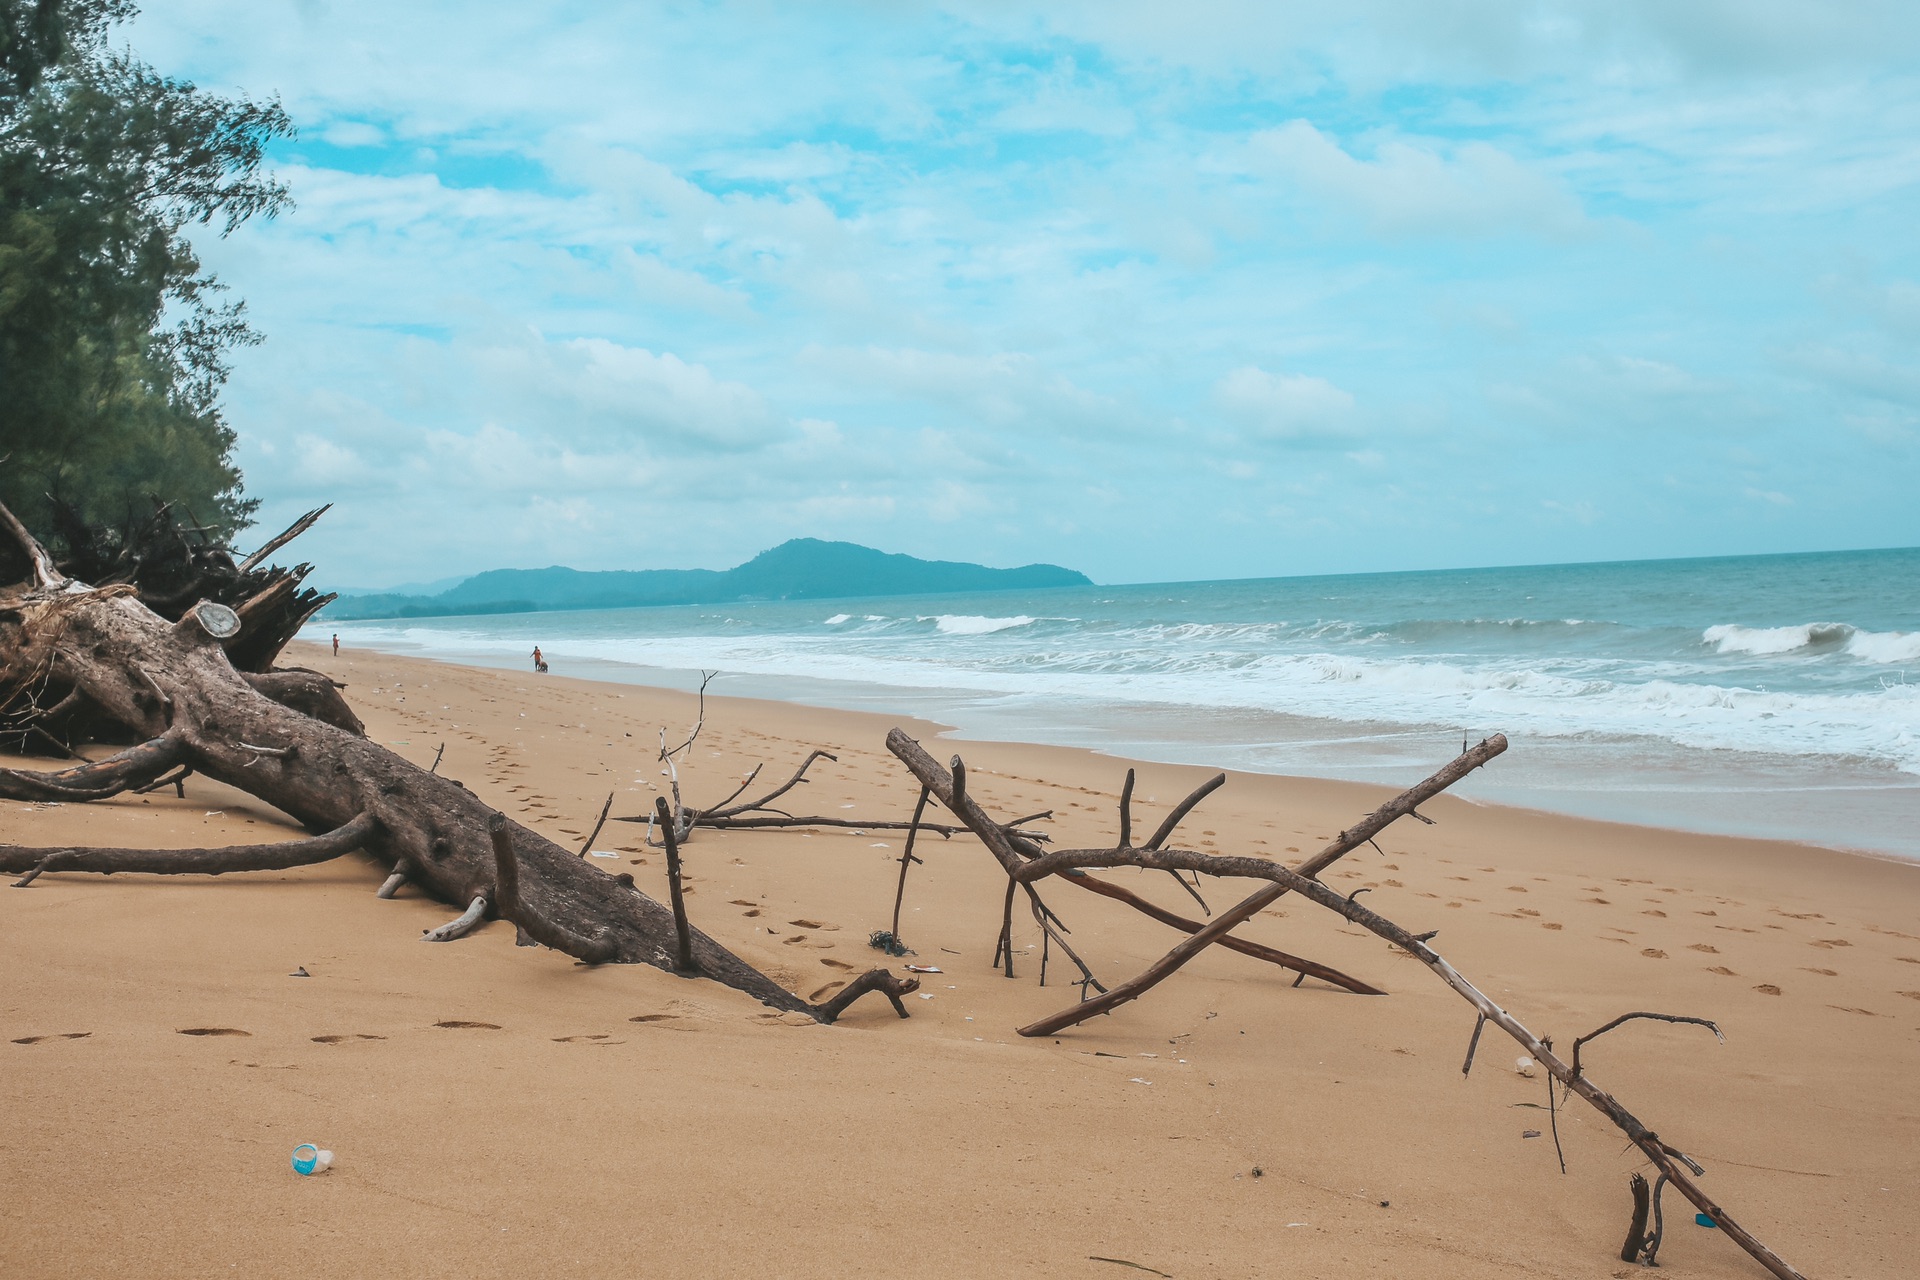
[323,538,1092,620]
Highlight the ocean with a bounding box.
[316,546,1920,859]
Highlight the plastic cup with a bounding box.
[291,1144,334,1176]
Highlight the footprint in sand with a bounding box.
[782,935,834,949]
[1801,967,1838,976]
[1643,909,1668,918]
[1708,966,1738,976]
[1641,949,1668,959]
[788,919,841,931]
[1898,991,1920,1001]
[1828,1006,1883,1017]
[312,1034,386,1044]
[178,1027,250,1037]
[1809,938,1853,950]
[629,1014,680,1024]
[1688,944,1719,953]
[1754,984,1783,995]
[552,1034,613,1042]
[809,981,846,1000]
[11,1032,90,1044]
[819,958,854,971]
[1541,922,1563,930]
[433,1020,501,1030]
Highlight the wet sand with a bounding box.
[3,641,1916,1277]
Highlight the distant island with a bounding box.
[323,538,1092,620]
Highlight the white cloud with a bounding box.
[1214,366,1359,444]
[1247,121,1588,237]
[319,120,387,148]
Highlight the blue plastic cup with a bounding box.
[291,1144,333,1175]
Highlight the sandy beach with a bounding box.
[3,640,1916,1278]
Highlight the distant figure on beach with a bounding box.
[331,633,339,656]
[532,645,548,674]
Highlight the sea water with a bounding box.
[318,547,1920,858]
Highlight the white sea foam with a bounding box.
[1846,629,1920,664]
[929,614,1036,635]
[1704,622,1920,664]
[1703,622,1853,656]
[823,614,851,625]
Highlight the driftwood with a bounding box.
[884,730,1384,997]
[883,728,1808,1280]
[616,741,1050,846]
[0,502,914,1023]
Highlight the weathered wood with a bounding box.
[0,732,187,801]
[422,895,488,942]
[0,503,907,1023]
[883,728,1383,995]
[1009,815,1810,1280]
[1016,734,1508,1036]
[655,796,695,971]
[490,813,615,964]
[237,505,331,574]
[891,785,931,941]
[4,812,379,881]
[577,791,613,857]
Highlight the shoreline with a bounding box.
[317,626,1920,863]
[3,641,1916,1277]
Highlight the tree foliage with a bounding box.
[0,0,290,542]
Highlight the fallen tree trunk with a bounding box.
[0,504,912,1023]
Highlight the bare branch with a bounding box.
[236,504,331,574]
[1573,1012,1725,1079]
[488,815,615,964]
[578,792,613,857]
[1143,772,1225,850]
[0,500,66,589]
[4,812,379,881]
[1016,734,1508,1036]
[423,895,488,942]
[810,967,920,1022]
[0,732,187,802]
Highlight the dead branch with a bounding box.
[1013,810,1808,1280]
[1143,772,1224,849]
[0,732,187,801]
[0,499,910,1025]
[811,967,919,1021]
[4,812,380,883]
[1015,734,1508,1036]
[884,729,1383,996]
[891,785,931,942]
[489,814,615,964]
[654,796,695,971]
[578,792,613,857]
[423,895,488,942]
[236,505,331,574]
[377,860,410,898]
[1573,1011,1724,1079]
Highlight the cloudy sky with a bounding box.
[134,2,1920,588]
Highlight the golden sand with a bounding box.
[3,641,1915,1277]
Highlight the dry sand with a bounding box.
[3,640,1917,1278]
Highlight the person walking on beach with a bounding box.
[331,633,339,656]
[532,645,548,674]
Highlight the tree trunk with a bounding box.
[0,511,913,1022]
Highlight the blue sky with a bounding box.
[133,2,1920,588]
